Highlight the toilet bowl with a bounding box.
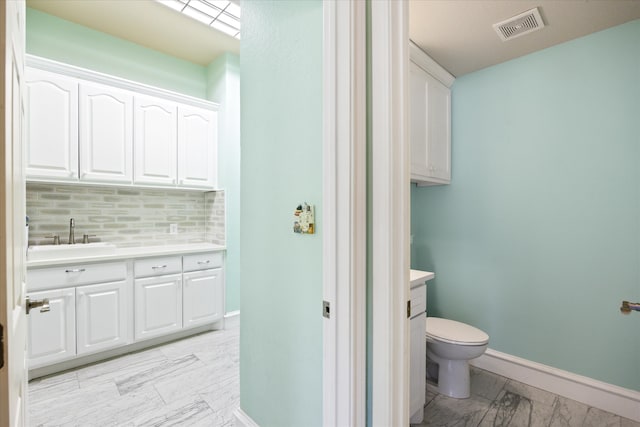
[425,317,489,399]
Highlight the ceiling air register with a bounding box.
[493,7,545,41]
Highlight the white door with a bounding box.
[76,280,129,355]
[177,105,217,188]
[183,268,224,329]
[134,95,177,186]
[134,274,182,341]
[25,68,78,181]
[27,288,75,369]
[79,82,133,183]
[0,0,28,425]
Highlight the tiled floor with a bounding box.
[28,326,239,427]
[414,366,640,427]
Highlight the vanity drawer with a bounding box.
[134,256,182,278]
[28,262,126,291]
[183,252,223,272]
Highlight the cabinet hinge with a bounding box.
[407,300,411,319]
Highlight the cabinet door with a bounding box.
[177,105,217,189]
[134,273,182,341]
[183,268,224,329]
[76,280,130,355]
[134,96,177,186]
[409,313,426,423]
[25,68,78,181]
[79,82,133,183]
[27,288,76,369]
[410,61,451,184]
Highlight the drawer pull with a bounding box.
[197,260,210,265]
[65,268,86,273]
[152,265,168,269]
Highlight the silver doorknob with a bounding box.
[26,296,50,314]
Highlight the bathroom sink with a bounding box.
[28,242,117,261]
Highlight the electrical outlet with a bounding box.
[169,223,178,234]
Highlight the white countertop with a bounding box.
[410,269,435,288]
[27,243,225,268]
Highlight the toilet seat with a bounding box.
[426,317,489,346]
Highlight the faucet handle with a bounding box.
[82,234,97,244]
[45,235,60,245]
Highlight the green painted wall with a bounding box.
[26,8,207,97]
[207,53,241,312]
[411,20,640,391]
[240,0,323,425]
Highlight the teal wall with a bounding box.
[26,8,207,97]
[26,9,242,314]
[411,20,640,391]
[207,53,241,312]
[240,1,323,425]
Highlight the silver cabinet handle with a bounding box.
[197,260,210,265]
[65,268,86,273]
[26,296,50,314]
[152,265,168,269]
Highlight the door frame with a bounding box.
[370,1,411,426]
[322,1,367,426]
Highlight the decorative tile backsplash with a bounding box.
[26,183,225,248]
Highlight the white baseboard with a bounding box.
[234,407,259,427]
[224,310,240,329]
[470,348,640,423]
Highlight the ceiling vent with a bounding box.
[493,7,545,41]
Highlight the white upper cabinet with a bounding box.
[25,57,219,190]
[79,83,133,183]
[178,105,218,189]
[25,68,79,181]
[134,96,178,185]
[409,42,454,186]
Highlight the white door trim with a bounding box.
[322,1,367,426]
[370,1,411,426]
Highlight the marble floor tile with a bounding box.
[421,393,492,426]
[76,348,168,388]
[583,406,627,427]
[470,366,509,401]
[548,396,589,427]
[115,353,204,395]
[478,389,556,427]
[130,395,220,427]
[28,327,239,427]
[417,368,638,427]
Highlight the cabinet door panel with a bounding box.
[76,280,129,355]
[79,83,133,183]
[25,68,78,181]
[410,313,426,423]
[134,96,177,185]
[177,106,217,188]
[134,274,182,341]
[427,74,451,181]
[410,61,429,178]
[27,288,76,369]
[183,268,223,329]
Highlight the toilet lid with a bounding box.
[425,317,489,345]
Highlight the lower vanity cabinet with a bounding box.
[27,288,76,369]
[183,252,224,329]
[134,256,183,341]
[76,280,130,355]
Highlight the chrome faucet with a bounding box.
[68,218,75,244]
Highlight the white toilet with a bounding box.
[425,317,489,399]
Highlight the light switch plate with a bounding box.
[169,223,178,234]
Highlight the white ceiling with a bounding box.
[410,0,640,77]
[27,0,640,76]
